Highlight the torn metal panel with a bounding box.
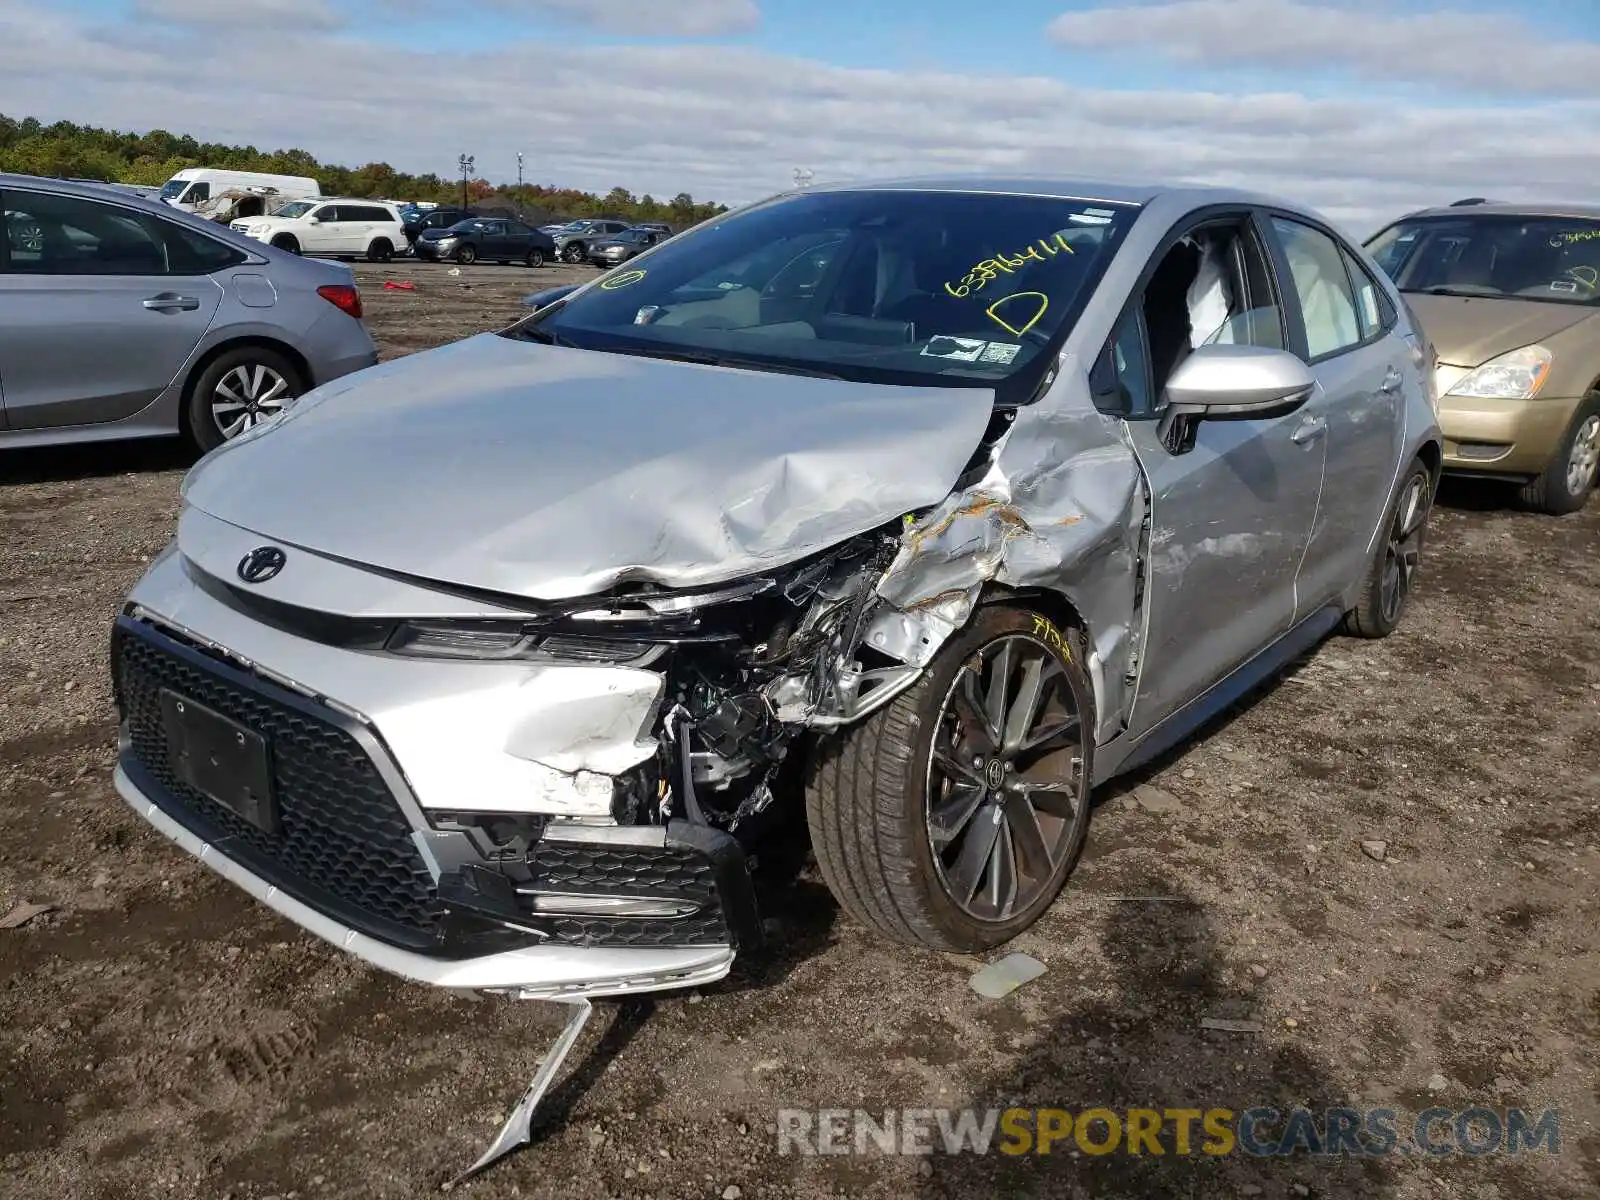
[869,356,1146,742]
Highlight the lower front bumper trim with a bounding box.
[114,764,736,997]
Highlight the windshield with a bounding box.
[275,201,315,219]
[1367,215,1600,305]
[511,189,1136,396]
[159,178,190,200]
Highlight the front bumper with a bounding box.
[108,603,758,997]
[1437,393,1583,478]
[414,242,452,261]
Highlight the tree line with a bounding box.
[0,114,730,228]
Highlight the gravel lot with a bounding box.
[2,259,1597,1200]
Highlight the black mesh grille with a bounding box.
[113,620,445,950]
[525,841,731,947]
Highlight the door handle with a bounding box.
[1290,416,1328,446]
[1379,367,1403,394]
[143,294,200,312]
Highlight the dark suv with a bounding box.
[400,206,476,252]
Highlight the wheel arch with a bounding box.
[973,583,1106,733]
[178,336,312,443]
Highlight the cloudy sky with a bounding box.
[1,0,1596,235]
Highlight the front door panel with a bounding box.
[1123,407,1326,736]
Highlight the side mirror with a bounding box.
[307,218,321,225]
[522,283,580,310]
[1156,344,1316,453]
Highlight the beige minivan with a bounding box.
[1365,201,1600,513]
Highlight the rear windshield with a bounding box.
[1367,215,1600,306]
[510,188,1136,398]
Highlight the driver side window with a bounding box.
[1110,216,1287,410]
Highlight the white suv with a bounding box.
[233,199,405,262]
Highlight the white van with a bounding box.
[159,169,321,214]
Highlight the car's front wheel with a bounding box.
[184,346,303,454]
[455,244,477,265]
[1520,393,1600,515]
[1343,456,1433,638]
[270,234,300,255]
[805,604,1095,952]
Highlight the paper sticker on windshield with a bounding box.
[979,342,1020,365]
[922,336,989,362]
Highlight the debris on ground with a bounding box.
[1361,839,1389,862]
[1128,784,1183,814]
[969,952,1047,999]
[0,900,55,929]
[383,280,417,291]
[1200,1016,1264,1034]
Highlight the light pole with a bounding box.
[458,153,474,210]
[517,152,524,189]
[792,167,813,189]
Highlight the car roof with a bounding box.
[1396,200,1600,223]
[791,174,1305,212]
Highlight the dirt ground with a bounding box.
[2,259,1597,1200]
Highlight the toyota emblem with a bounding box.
[237,546,287,584]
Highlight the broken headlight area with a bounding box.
[397,523,943,953]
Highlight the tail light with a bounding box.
[317,283,363,319]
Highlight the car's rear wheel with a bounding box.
[526,248,546,268]
[456,244,477,265]
[367,238,394,263]
[270,234,300,255]
[805,604,1095,952]
[1342,456,1433,638]
[1520,393,1600,515]
[184,346,303,455]
[561,242,585,264]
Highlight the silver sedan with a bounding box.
[112,175,1442,995]
[1,174,378,454]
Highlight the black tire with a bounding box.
[1519,393,1600,515]
[1343,456,1433,638]
[456,244,477,265]
[561,241,585,264]
[525,248,546,268]
[183,346,304,455]
[270,234,300,255]
[367,238,394,263]
[805,604,1095,952]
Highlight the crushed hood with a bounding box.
[1404,292,1592,366]
[182,333,996,601]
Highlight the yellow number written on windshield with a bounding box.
[945,233,1076,298]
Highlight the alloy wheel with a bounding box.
[1379,471,1430,626]
[211,363,292,440]
[1565,414,1600,498]
[925,633,1088,923]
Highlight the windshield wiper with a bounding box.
[597,344,844,379]
[514,323,580,348]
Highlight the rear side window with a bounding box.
[1339,244,1395,341]
[1268,216,1362,359]
[346,205,391,222]
[2,190,170,276]
[163,222,248,274]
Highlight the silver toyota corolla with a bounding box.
[112,175,1443,1004]
[1,174,377,453]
